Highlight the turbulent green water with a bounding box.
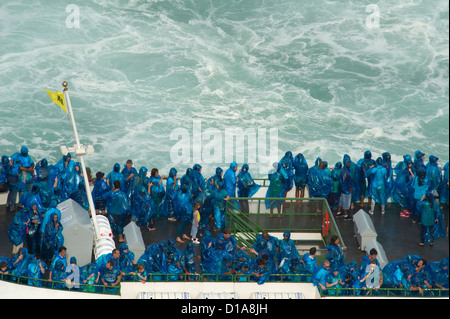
[0,0,448,177]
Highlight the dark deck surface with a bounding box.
[1,198,448,268]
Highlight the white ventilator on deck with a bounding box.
[353,209,377,251]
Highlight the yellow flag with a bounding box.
[43,88,67,114]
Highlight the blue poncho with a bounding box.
[106,163,125,192]
[308,164,333,198]
[10,146,34,186]
[121,164,138,200]
[8,207,31,246]
[279,151,294,192]
[357,150,376,197]
[223,162,238,197]
[426,155,442,193]
[293,153,309,190]
[265,163,285,209]
[237,163,261,198]
[277,230,300,265]
[367,157,389,205]
[56,153,76,199]
[439,162,449,204]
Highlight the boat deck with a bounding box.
[1,194,448,267]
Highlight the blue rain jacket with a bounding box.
[293,153,309,190]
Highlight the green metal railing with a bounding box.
[320,287,447,298]
[225,196,346,253]
[0,273,121,295]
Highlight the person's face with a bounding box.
[369,254,377,261]
[113,251,120,259]
[224,233,230,240]
[126,163,132,170]
[32,204,37,211]
[61,250,66,257]
[324,262,330,270]
[262,233,269,240]
[53,214,58,222]
[155,171,159,177]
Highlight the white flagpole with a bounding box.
[62,81,100,240]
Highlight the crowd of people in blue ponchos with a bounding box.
[0,145,448,295]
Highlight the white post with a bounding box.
[62,81,100,240]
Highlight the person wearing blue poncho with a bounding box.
[328,162,342,211]
[392,155,415,217]
[34,158,51,206]
[326,235,345,269]
[103,180,130,243]
[426,155,442,196]
[164,238,183,281]
[27,256,47,287]
[326,267,345,295]
[165,167,179,221]
[80,263,100,292]
[366,157,389,215]
[337,158,355,220]
[408,259,432,295]
[25,199,45,256]
[148,168,166,219]
[211,179,230,231]
[343,154,360,207]
[249,258,270,285]
[212,167,224,190]
[70,181,90,212]
[216,228,239,256]
[417,193,445,246]
[180,242,198,281]
[200,231,216,277]
[106,163,125,192]
[408,167,429,222]
[237,163,261,213]
[132,184,156,230]
[175,185,193,243]
[10,146,35,192]
[137,245,161,281]
[56,153,76,200]
[308,161,333,198]
[249,231,278,271]
[429,258,449,291]
[41,214,64,263]
[382,152,394,194]
[19,183,46,214]
[8,206,31,254]
[224,161,238,198]
[293,153,309,200]
[357,150,376,208]
[301,247,319,281]
[3,156,27,212]
[0,156,8,192]
[119,243,135,280]
[191,164,205,200]
[413,150,426,175]
[313,260,330,292]
[121,159,138,202]
[277,230,300,266]
[265,163,285,217]
[308,161,333,213]
[92,172,108,216]
[439,162,449,205]
[213,249,234,281]
[279,151,294,196]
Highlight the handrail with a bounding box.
[0,273,121,295]
[320,287,446,298]
[225,197,346,253]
